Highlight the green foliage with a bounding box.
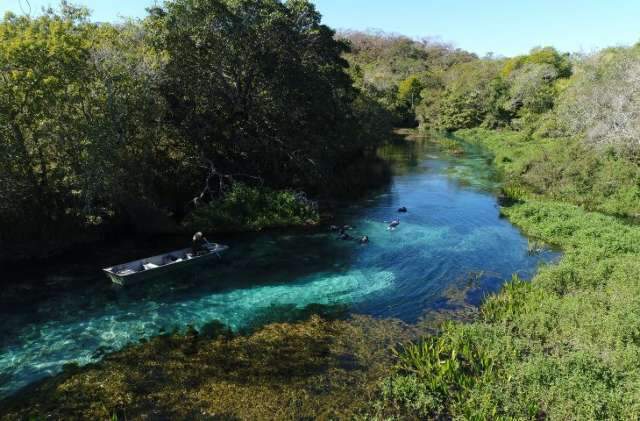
[410,46,573,133]
[501,46,572,79]
[184,183,319,232]
[340,30,476,126]
[343,38,576,135]
[418,60,513,131]
[0,0,393,255]
[397,75,424,108]
[458,128,640,218]
[501,183,530,202]
[376,373,440,417]
[437,137,464,155]
[0,4,185,245]
[394,328,493,394]
[506,63,559,127]
[151,0,365,190]
[378,199,640,419]
[0,6,94,239]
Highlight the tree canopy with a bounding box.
[0,0,391,250]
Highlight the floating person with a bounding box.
[359,235,369,244]
[398,206,407,213]
[388,219,400,230]
[192,231,209,255]
[339,232,353,241]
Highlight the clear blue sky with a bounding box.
[3,0,640,56]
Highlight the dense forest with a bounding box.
[0,0,392,261]
[3,0,640,419]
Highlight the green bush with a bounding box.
[184,183,319,232]
[457,128,640,218]
[393,327,493,394]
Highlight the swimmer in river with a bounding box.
[388,219,400,230]
[339,232,353,241]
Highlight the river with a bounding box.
[0,138,558,399]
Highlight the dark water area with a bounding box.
[0,139,559,399]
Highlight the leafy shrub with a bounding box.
[376,374,441,417]
[457,128,640,218]
[501,183,530,202]
[393,327,493,394]
[184,183,319,232]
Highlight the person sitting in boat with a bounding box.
[192,232,209,255]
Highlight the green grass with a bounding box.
[375,130,640,419]
[456,128,640,219]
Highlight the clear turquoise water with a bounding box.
[0,140,558,398]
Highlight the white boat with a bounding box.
[103,242,229,285]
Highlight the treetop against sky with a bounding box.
[2,0,640,56]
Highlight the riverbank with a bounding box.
[375,130,640,419]
[456,128,640,219]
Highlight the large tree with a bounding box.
[0,6,94,240]
[149,0,358,198]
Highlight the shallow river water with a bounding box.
[0,139,558,399]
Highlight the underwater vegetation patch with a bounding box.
[0,315,418,420]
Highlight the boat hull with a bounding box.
[103,244,228,286]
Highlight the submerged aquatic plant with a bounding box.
[438,138,465,155]
[0,315,418,420]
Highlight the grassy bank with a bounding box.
[455,128,640,219]
[375,131,640,419]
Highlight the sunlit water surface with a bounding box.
[0,140,558,398]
